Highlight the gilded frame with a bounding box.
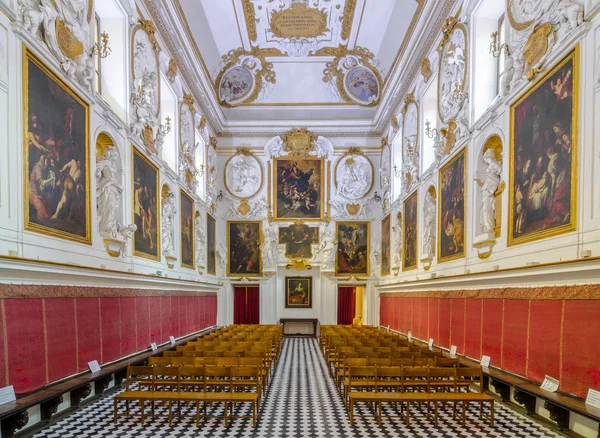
[206,212,216,275]
[402,190,418,271]
[278,224,320,259]
[223,152,264,200]
[180,189,195,270]
[272,157,325,221]
[285,276,312,309]
[226,220,263,277]
[335,221,370,277]
[508,47,579,246]
[437,147,467,263]
[23,47,91,245]
[132,147,161,261]
[381,214,391,276]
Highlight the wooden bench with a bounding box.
[114,391,259,427]
[0,327,218,438]
[349,391,495,426]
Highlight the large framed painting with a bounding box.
[402,191,418,271]
[132,148,160,260]
[381,214,391,276]
[438,148,467,263]
[206,213,216,274]
[273,158,324,221]
[509,48,578,246]
[24,48,91,244]
[180,189,195,269]
[335,222,370,276]
[227,221,262,277]
[285,277,312,308]
[278,223,319,259]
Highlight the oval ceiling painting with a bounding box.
[219,66,254,105]
[344,66,380,105]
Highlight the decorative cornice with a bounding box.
[216,130,382,138]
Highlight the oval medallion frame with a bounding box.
[224,153,264,200]
[219,66,255,106]
[344,66,381,105]
[437,23,468,124]
[334,153,375,200]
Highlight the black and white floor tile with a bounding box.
[34,338,560,438]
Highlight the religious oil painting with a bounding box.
[24,49,90,244]
[278,223,319,259]
[227,221,262,277]
[206,213,216,275]
[180,190,195,269]
[335,222,370,276]
[285,277,312,308]
[344,66,380,104]
[509,48,578,246]
[402,191,418,271]
[274,158,324,221]
[381,214,391,276]
[438,149,466,263]
[219,66,254,104]
[132,148,160,260]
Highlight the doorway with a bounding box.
[337,286,365,325]
[233,286,260,324]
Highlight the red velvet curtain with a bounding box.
[337,287,356,325]
[233,287,260,324]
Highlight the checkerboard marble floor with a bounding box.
[34,338,560,438]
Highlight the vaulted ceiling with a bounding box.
[149,0,450,135]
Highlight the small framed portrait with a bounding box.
[285,277,312,308]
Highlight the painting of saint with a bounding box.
[439,149,466,262]
[180,190,194,269]
[345,66,380,104]
[227,221,262,276]
[132,148,160,260]
[335,222,370,276]
[381,214,391,276]
[274,158,324,221]
[278,224,319,259]
[24,50,90,243]
[219,67,254,104]
[403,191,418,271]
[285,277,312,308]
[206,213,216,274]
[509,49,578,245]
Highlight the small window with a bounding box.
[496,14,506,96]
[94,14,101,94]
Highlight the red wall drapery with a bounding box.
[337,287,356,325]
[233,286,260,324]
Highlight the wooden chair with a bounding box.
[148,357,171,366]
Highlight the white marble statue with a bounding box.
[161,190,176,258]
[423,192,436,257]
[195,215,206,268]
[370,248,381,275]
[130,72,158,137]
[317,226,336,271]
[337,155,373,200]
[264,136,284,158]
[501,54,515,96]
[315,136,334,158]
[96,146,123,238]
[217,242,227,270]
[261,226,278,271]
[403,135,420,189]
[476,149,503,235]
[393,220,402,268]
[439,26,467,123]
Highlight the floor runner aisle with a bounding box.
[35,338,560,438]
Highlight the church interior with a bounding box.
[0,0,599,436]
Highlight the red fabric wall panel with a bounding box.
[171,296,180,338]
[100,298,121,363]
[136,297,150,350]
[464,299,482,360]
[45,298,77,383]
[149,297,162,344]
[403,298,411,333]
[5,299,46,394]
[501,300,528,376]
[418,299,428,340]
[199,296,206,330]
[119,298,137,356]
[0,302,6,386]
[527,300,561,384]
[186,296,195,334]
[428,298,439,344]
[438,300,451,347]
[161,296,171,344]
[450,299,465,352]
[75,298,101,372]
[191,296,199,331]
[481,299,503,368]
[562,301,600,398]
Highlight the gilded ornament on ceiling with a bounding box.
[391,116,399,132]
[421,57,432,83]
[281,128,318,157]
[167,58,177,83]
[523,22,554,81]
[139,19,160,51]
[270,3,329,39]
